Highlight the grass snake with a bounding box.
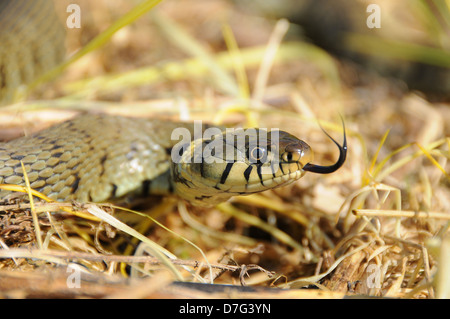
[0,114,346,206]
[0,1,347,207]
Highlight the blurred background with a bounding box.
[0,0,449,298]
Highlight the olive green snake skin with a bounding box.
[0,1,347,207]
[0,0,65,103]
[0,115,197,203]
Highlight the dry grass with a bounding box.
[0,0,449,298]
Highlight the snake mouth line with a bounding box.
[246,170,302,191]
[207,158,302,190]
[215,169,303,194]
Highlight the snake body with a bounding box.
[0,2,347,206]
[0,114,346,206]
[0,115,192,203]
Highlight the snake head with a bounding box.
[172,123,346,206]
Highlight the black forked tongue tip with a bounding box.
[303,119,347,174]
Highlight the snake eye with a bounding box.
[249,146,267,163]
[282,151,301,162]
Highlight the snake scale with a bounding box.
[0,114,346,206]
[0,1,347,207]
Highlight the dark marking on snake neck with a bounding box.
[220,162,234,185]
[243,165,253,182]
[256,164,264,186]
